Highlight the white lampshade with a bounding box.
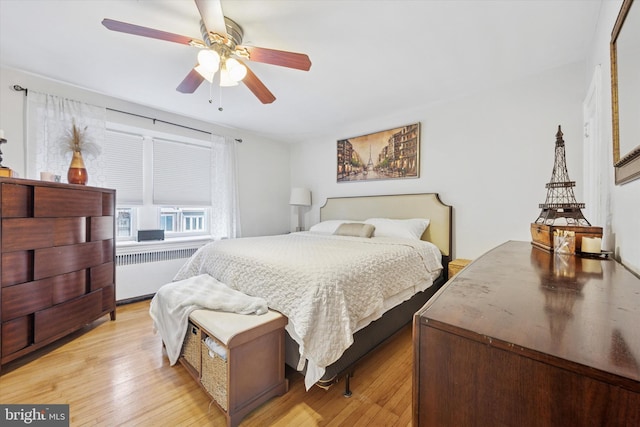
[197,49,220,71]
[289,187,311,206]
[195,50,220,83]
[194,64,215,83]
[226,57,247,81]
[219,65,239,87]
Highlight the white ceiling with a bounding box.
[0,0,603,143]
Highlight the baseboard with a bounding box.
[116,294,154,305]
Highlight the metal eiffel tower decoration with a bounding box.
[534,126,591,226]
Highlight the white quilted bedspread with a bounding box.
[173,232,442,389]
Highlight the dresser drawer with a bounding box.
[1,251,33,287]
[2,280,52,321]
[90,262,114,291]
[90,216,114,241]
[2,217,86,251]
[1,316,32,357]
[0,183,32,218]
[34,290,102,343]
[34,241,103,280]
[34,187,102,217]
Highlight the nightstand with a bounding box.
[448,258,472,278]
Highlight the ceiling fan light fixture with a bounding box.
[194,64,215,83]
[219,65,239,87]
[226,57,247,82]
[195,49,221,83]
[197,49,220,71]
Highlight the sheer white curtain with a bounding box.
[211,136,241,239]
[26,91,106,186]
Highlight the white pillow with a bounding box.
[309,220,355,234]
[364,218,430,240]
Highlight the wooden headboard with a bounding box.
[319,193,452,260]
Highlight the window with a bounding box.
[160,208,176,232]
[102,122,234,243]
[182,209,206,232]
[116,208,133,238]
[160,207,208,235]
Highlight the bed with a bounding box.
[171,193,452,393]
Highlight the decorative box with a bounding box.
[530,223,603,253]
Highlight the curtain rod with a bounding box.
[107,108,244,143]
[107,107,212,136]
[13,84,27,95]
[11,84,243,143]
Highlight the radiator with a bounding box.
[115,244,206,302]
[116,247,199,266]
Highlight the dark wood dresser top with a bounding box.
[418,240,640,390]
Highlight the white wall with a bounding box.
[0,66,292,237]
[291,61,586,260]
[236,137,291,237]
[587,0,640,275]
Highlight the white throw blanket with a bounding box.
[149,274,268,365]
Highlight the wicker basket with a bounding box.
[181,322,201,374]
[201,338,229,411]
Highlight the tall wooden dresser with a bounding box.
[413,241,640,426]
[0,177,116,372]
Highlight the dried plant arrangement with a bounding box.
[60,120,101,158]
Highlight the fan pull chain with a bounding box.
[205,79,223,111]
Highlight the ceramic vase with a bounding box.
[67,151,88,185]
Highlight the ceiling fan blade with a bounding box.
[194,0,227,37]
[102,18,202,46]
[176,68,205,93]
[241,46,311,71]
[241,65,276,104]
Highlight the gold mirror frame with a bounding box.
[611,0,640,184]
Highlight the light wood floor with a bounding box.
[0,300,414,426]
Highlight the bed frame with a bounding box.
[284,193,453,395]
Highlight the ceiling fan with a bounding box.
[102,0,311,104]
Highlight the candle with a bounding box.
[0,129,4,139]
[581,237,602,254]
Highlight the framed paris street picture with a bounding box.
[336,123,420,182]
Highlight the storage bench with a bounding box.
[180,309,288,427]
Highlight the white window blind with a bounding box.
[152,138,212,206]
[103,130,144,205]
